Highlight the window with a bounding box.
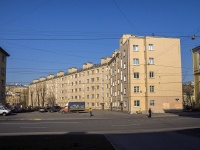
[123,50,126,57]
[92,70,94,74]
[2,56,5,63]
[1,68,5,75]
[96,94,99,98]
[150,86,154,92]
[124,75,126,82]
[96,85,99,89]
[91,94,94,99]
[150,71,154,78]
[134,72,139,79]
[133,45,139,51]
[133,58,139,65]
[149,58,154,64]
[1,80,4,86]
[96,77,99,81]
[96,69,99,73]
[91,78,94,82]
[150,100,155,106]
[124,88,126,95]
[123,63,126,69]
[149,44,154,50]
[91,86,95,90]
[134,86,140,93]
[134,100,140,107]
[87,95,89,99]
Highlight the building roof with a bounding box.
[0,47,10,56]
[192,46,200,52]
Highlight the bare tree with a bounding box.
[46,93,56,107]
[40,82,46,107]
[182,82,194,109]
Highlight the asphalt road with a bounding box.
[1,110,200,150]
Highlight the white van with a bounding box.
[0,105,11,116]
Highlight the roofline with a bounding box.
[0,47,10,56]
[192,46,200,52]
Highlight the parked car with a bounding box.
[48,106,61,112]
[59,106,69,113]
[39,107,47,112]
[0,105,12,116]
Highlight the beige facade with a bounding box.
[192,46,200,109]
[28,58,111,110]
[28,34,183,113]
[0,47,10,105]
[110,34,183,113]
[6,85,28,107]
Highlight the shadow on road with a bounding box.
[0,129,200,150]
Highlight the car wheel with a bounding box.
[2,112,6,116]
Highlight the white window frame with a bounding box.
[133,58,139,65]
[149,58,154,64]
[149,44,154,50]
[150,100,155,106]
[134,72,139,79]
[133,45,139,51]
[134,100,140,107]
[134,86,140,93]
[150,86,154,92]
[149,71,154,78]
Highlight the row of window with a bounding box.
[133,58,154,65]
[134,72,154,79]
[133,44,154,51]
[134,100,155,107]
[134,86,155,93]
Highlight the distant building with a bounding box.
[6,84,28,107]
[192,45,200,109]
[0,47,10,105]
[28,34,183,113]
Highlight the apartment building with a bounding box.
[110,34,182,113]
[0,47,10,105]
[192,45,200,109]
[28,58,111,110]
[28,34,183,113]
[6,84,28,107]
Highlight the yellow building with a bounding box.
[0,47,10,105]
[110,34,182,113]
[192,46,200,109]
[28,34,183,113]
[28,58,111,110]
[6,84,28,107]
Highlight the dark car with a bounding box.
[49,106,61,112]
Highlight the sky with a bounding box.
[0,0,200,85]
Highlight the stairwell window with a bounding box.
[133,58,139,65]
[149,44,154,50]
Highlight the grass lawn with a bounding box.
[0,134,115,150]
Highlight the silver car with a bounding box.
[0,105,11,116]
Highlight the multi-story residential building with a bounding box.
[28,34,183,113]
[6,84,28,107]
[0,47,10,105]
[28,58,111,110]
[110,34,183,113]
[192,45,200,109]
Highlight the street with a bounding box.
[0,110,200,150]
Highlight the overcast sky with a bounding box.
[0,0,200,85]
